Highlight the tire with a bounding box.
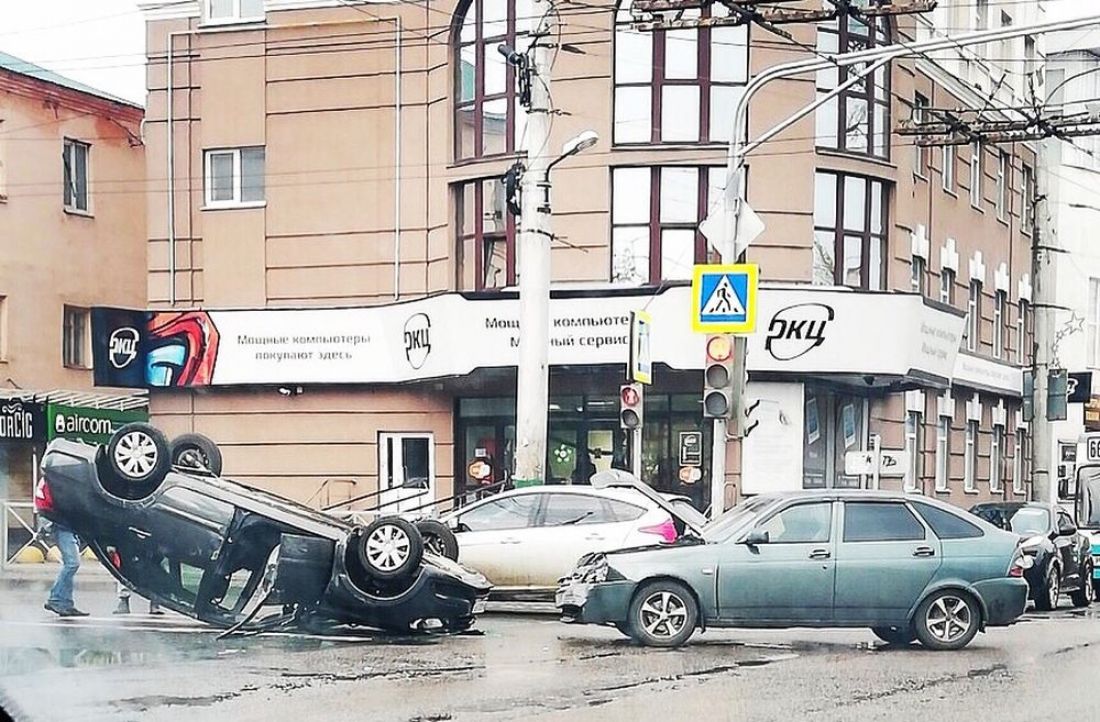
[871,625,916,646]
[914,590,981,651]
[169,433,223,476]
[356,517,424,581]
[1034,564,1061,612]
[1071,561,1096,608]
[104,423,171,499]
[626,580,698,648]
[415,520,459,561]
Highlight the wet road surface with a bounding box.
[1,577,1099,721]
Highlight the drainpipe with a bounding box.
[393,16,402,300]
[162,16,394,307]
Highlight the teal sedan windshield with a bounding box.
[701,495,778,542]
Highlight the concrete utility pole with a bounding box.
[1033,138,1057,504]
[513,0,555,488]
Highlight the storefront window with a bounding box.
[803,388,867,489]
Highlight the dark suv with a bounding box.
[969,502,1094,611]
[35,423,490,634]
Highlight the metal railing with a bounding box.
[2,501,40,570]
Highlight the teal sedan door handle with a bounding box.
[913,546,936,557]
[809,548,831,560]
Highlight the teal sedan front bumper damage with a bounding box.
[971,578,1029,627]
[556,579,636,625]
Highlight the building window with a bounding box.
[935,412,951,492]
[1017,299,1030,365]
[816,13,891,159]
[964,281,982,352]
[63,138,90,213]
[977,0,990,29]
[1012,428,1026,494]
[942,145,955,193]
[611,166,723,284]
[905,410,923,492]
[205,0,264,23]
[454,0,532,161]
[812,172,888,290]
[1090,279,1100,368]
[969,141,982,209]
[457,178,514,290]
[204,147,265,207]
[911,256,926,295]
[940,268,956,305]
[63,306,89,368]
[1021,164,1035,233]
[913,94,929,177]
[993,290,1006,359]
[964,419,978,492]
[990,424,1004,493]
[614,1,748,144]
[996,151,1009,221]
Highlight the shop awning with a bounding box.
[0,388,148,412]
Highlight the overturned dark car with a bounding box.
[35,423,491,634]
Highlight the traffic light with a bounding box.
[620,383,644,430]
[703,334,735,419]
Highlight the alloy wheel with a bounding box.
[639,590,689,639]
[365,524,411,571]
[924,595,973,644]
[1049,572,1061,610]
[114,431,158,479]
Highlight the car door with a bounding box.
[452,493,540,588]
[833,501,942,625]
[522,492,640,586]
[718,501,837,624]
[1055,509,1082,588]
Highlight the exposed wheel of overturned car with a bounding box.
[169,433,224,476]
[101,423,172,500]
[626,579,698,648]
[415,520,459,561]
[356,517,424,581]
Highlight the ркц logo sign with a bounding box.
[108,327,140,369]
[403,313,432,370]
[765,303,835,361]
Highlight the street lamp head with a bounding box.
[561,130,599,159]
[497,43,524,66]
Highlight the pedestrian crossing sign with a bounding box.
[691,264,759,334]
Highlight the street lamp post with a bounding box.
[513,129,599,488]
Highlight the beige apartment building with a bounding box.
[0,53,148,504]
[115,0,1037,512]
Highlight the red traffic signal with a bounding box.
[704,334,735,419]
[620,383,644,430]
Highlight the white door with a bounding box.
[453,493,540,587]
[378,433,435,514]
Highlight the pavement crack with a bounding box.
[1047,642,1092,657]
[818,664,1011,710]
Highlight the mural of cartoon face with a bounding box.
[145,312,221,387]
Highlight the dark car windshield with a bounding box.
[972,506,1050,536]
[702,495,778,542]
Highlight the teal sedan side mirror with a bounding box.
[743,529,770,546]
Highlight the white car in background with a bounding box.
[444,486,684,594]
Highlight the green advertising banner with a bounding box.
[47,404,148,445]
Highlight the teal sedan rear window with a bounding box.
[913,502,983,539]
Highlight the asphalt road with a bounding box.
[1,576,1098,722]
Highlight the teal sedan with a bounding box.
[557,472,1030,650]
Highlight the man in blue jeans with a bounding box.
[45,524,89,617]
